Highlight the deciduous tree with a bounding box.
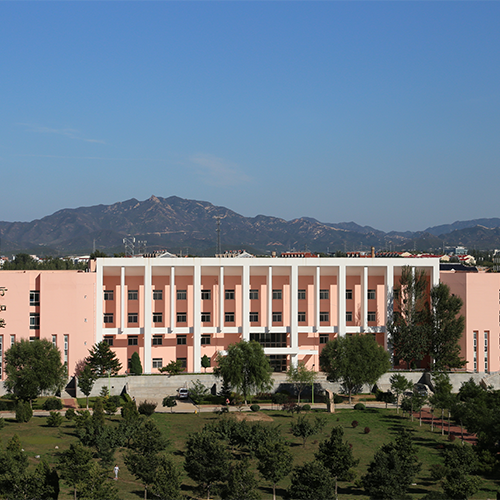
[285,461,336,500]
[286,362,316,403]
[256,440,293,500]
[78,364,97,409]
[390,374,413,414]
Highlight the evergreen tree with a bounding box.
[150,455,182,500]
[256,440,293,500]
[78,364,97,409]
[285,461,336,500]
[86,342,122,376]
[130,352,143,375]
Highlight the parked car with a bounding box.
[414,383,433,397]
[177,388,189,400]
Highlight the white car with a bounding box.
[178,388,189,400]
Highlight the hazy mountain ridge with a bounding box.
[0,195,499,255]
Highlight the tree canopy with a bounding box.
[214,340,272,404]
[86,342,122,376]
[4,339,67,404]
[320,334,390,403]
[286,362,316,403]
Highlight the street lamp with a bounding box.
[312,364,315,405]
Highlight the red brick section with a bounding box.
[62,398,78,409]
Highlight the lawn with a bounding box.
[0,407,498,499]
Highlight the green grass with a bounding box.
[0,408,498,499]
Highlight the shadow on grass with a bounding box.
[338,484,366,497]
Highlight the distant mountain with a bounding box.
[0,195,499,255]
[425,218,500,236]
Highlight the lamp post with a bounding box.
[312,364,315,405]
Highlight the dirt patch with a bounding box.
[232,412,274,422]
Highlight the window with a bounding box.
[201,312,211,323]
[177,358,187,370]
[128,290,138,300]
[177,290,187,300]
[177,335,187,345]
[225,312,235,323]
[177,313,187,323]
[298,312,306,322]
[201,335,211,345]
[152,358,163,369]
[52,335,57,347]
[319,311,329,322]
[153,313,163,323]
[153,290,163,300]
[249,289,259,300]
[128,336,138,346]
[268,354,287,373]
[250,332,287,348]
[152,335,163,345]
[104,290,113,301]
[320,334,329,344]
[272,312,282,322]
[249,312,259,322]
[346,311,353,322]
[272,290,282,300]
[29,313,40,330]
[346,289,353,300]
[368,289,376,300]
[320,289,329,300]
[128,313,138,324]
[367,311,376,322]
[30,290,40,306]
[103,336,114,346]
[104,313,114,324]
[201,290,211,300]
[393,289,400,300]
[225,290,235,300]
[64,334,68,364]
[10,335,15,347]
[298,289,306,300]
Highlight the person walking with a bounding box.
[114,464,119,480]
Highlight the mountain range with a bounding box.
[1,195,500,256]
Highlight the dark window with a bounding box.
[320,289,329,300]
[268,355,287,373]
[346,311,353,322]
[320,334,329,344]
[249,289,259,300]
[104,290,113,301]
[177,335,187,345]
[250,332,287,348]
[30,290,40,306]
[177,313,187,323]
[177,290,187,300]
[225,290,235,300]
[368,311,376,322]
[29,313,40,330]
[368,289,376,300]
[103,336,114,346]
[152,336,163,345]
[104,313,114,324]
[346,289,353,300]
[201,312,211,323]
[128,290,138,300]
[320,312,329,322]
[298,289,306,300]
[272,290,282,300]
[152,358,163,369]
[128,313,138,324]
[153,313,163,323]
[298,312,306,322]
[153,290,163,300]
[272,312,282,323]
[201,335,211,345]
[128,336,138,346]
[225,312,235,323]
[177,358,187,370]
[201,290,211,300]
[249,312,259,322]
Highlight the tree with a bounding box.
[441,445,481,500]
[290,414,325,448]
[286,362,316,403]
[78,462,119,500]
[150,455,181,500]
[130,352,143,375]
[256,440,293,500]
[390,374,413,414]
[285,461,336,500]
[430,372,453,436]
[320,334,390,403]
[58,443,94,500]
[220,459,261,500]
[159,360,184,376]
[162,396,177,413]
[184,430,231,499]
[388,266,431,368]
[4,339,67,405]
[315,426,359,499]
[429,283,466,371]
[86,342,122,376]
[214,340,272,405]
[78,364,97,409]
[363,428,421,500]
[201,354,211,372]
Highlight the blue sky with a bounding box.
[1,2,499,232]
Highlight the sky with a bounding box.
[1,2,499,233]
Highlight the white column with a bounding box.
[170,266,175,332]
[337,264,346,337]
[315,266,320,330]
[219,266,224,333]
[242,264,250,340]
[362,266,368,332]
[431,262,440,288]
[120,266,125,335]
[143,262,152,374]
[385,264,394,351]
[290,263,299,367]
[193,262,201,372]
[96,261,104,343]
[267,266,273,329]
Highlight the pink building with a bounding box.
[1,255,496,378]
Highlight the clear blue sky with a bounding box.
[1,2,499,232]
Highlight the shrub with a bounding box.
[0,400,14,411]
[343,469,357,482]
[333,394,344,404]
[364,427,370,434]
[351,420,359,428]
[47,411,64,427]
[138,400,157,416]
[16,401,33,423]
[109,395,122,406]
[430,464,447,481]
[43,398,63,411]
[99,386,109,398]
[302,404,311,412]
[0,417,4,429]
[272,392,289,405]
[354,403,366,410]
[448,433,456,442]
[65,408,76,420]
[250,404,260,412]
[104,399,117,415]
